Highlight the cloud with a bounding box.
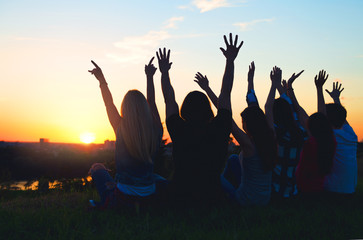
[356,55,363,58]
[234,18,275,31]
[192,0,231,13]
[164,17,184,29]
[109,31,172,64]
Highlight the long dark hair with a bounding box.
[273,98,304,145]
[180,91,214,124]
[308,112,335,175]
[241,106,277,171]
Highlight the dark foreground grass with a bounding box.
[1,180,363,240]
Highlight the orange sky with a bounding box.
[0,1,362,144]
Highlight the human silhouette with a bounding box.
[265,67,307,199]
[295,70,336,194]
[87,58,165,208]
[157,33,243,203]
[196,61,277,205]
[324,82,358,194]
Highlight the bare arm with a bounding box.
[89,60,121,133]
[246,61,259,107]
[194,72,218,107]
[145,57,163,132]
[157,48,179,119]
[286,70,309,128]
[314,70,329,115]
[326,81,348,125]
[325,82,344,105]
[218,33,243,111]
[264,66,281,132]
[194,72,254,156]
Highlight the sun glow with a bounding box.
[80,132,96,144]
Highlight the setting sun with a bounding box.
[80,132,96,144]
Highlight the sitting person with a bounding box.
[196,62,277,205]
[157,33,243,202]
[295,70,336,194]
[88,58,166,208]
[265,68,307,199]
[324,82,358,194]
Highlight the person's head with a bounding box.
[273,97,303,144]
[180,91,214,124]
[308,112,335,175]
[241,106,277,171]
[118,90,159,163]
[273,98,295,127]
[326,103,347,129]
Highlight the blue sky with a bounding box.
[1,0,363,142]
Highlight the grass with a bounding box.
[1,150,362,240]
[1,180,363,240]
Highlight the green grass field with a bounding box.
[1,148,362,240]
[1,179,363,240]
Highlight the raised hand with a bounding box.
[314,70,329,89]
[270,66,282,87]
[326,82,344,103]
[88,60,106,83]
[248,61,255,83]
[287,70,304,88]
[145,57,157,77]
[156,48,172,74]
[194,72,209,91]
[282,79,288,91]
[220,33,243,61]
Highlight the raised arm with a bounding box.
[157,48,179,118]
[264,66,281,131]
[326,82,348,125]
[325,81,344,105]
[194,72,254,156]
[246,61,259,107]
[194,72,218,107]
[88,60,121,133]
[286,70,309,128]
[145,57,163,132]
[218,33,243,111]
[314,70,329,115]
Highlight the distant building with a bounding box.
[40,138,49,143]
[104,140,115,150]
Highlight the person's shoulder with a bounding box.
[335,123,357,141]
[166,113,182,124]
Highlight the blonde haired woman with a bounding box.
[88,58,165,208]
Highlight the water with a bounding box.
[0,176,92,190]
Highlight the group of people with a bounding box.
[87,33,358,208]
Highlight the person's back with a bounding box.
[236,152,272,205]
[167,106,231,200]
[157,34,243,202]
[324,100,357,194]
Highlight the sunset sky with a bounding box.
[1,0,363,143]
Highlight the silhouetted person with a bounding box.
[265,68,307,199]
[196,62,277,205]
[157,33,243,203]
[87,58,165,208]
[324,82,358,194]
[295,70,336,194]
